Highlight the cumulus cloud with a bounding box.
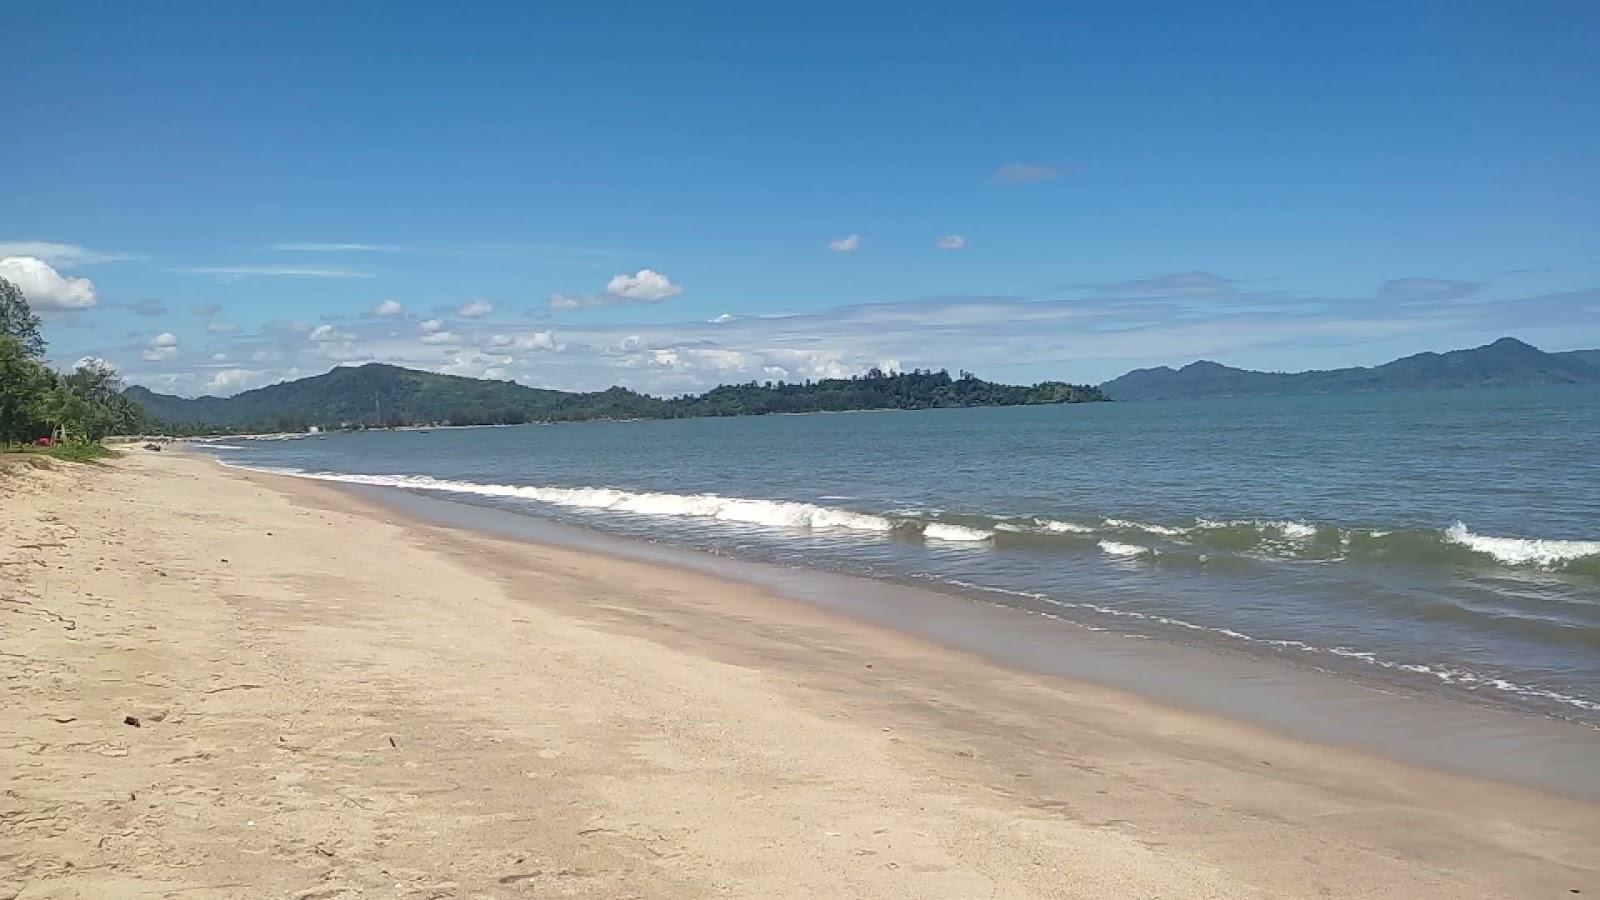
[487,330,558,351]
[992,162,1064,184]
[0,242,137,265]
[549,269,683,310]
[308,323,354,342]
[606,270,681,302]
[827,234,861,252]
[420,331,458,345]
[458,299,495,318]
[711,313,735,324]
[130,298,168,316]
[936,235,966,250]
[206,368,263,392]
[0,256,98,311]
[419,318,445,333]
[370,298,403,318]
[142,332,179,361]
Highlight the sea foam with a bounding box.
[248,469,897,534]
[1444,522,1600,567]
[1098,540,1154,557]
[923,522,994,542]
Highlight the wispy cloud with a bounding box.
[272,242,404,253]
[828,234,861,252]
[177,266,376,279]
[992,162,1065,184]
[1377,277,1483,303]
[936,235,966,250]
[0,241,140,266]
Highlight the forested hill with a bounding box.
[1099,337,1600,401]
[125,364,1107,433]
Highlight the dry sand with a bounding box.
[2,449,1597,899]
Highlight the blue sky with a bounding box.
[5,1,1598,395]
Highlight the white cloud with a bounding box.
[937,235,967,250]
[372,299,403,317]
[458,299,495,318]
[419,318,445,333]
[606,269,681,302]
[207,320,241,335]
[273,242,402,253]
[142,332,179,361]
[191,303,223,318]
[0,256,98,311]
[211,352,229,362]
[992,162,1063,184]
[711,313,735,323]
[308,323,354,342]
[420,331,458,345]
[206,368,262,392]
[0,242,137,265]
[828,234,861,252]
[550,269,682,309]
[515,330,556,351]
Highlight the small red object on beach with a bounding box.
[36,437,52,446]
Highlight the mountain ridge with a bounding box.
[126,364,1106,433]
[1099,337,1600,400]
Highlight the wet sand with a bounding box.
[3,449,1598,898]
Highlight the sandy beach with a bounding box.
[3,449,1597,899]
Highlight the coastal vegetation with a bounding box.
[126,364,1108,434]
[0,276,144,455]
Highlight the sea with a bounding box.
[197,386,1600,731]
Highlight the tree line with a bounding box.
[0,276,145,448]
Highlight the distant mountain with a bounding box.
[1100,338,1600,401]
[126,363,1106,433]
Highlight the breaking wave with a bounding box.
[216,462,1599,576]
[243,468,899,534]
[923,522,994,543]
[1098,540,1154,558]
[1444,522,1600,567]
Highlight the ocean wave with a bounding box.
[1444,522,1600,567]
[199,443,247,450]
[242,468,897,534]
[924,522,994,543]
[995,517,1096,535]
[1196,518,1319,540]
[1098,540,1154,557]
[1102,518,1188,537]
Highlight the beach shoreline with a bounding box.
[4,449,1598,898]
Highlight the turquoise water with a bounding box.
[203,386,1600,724]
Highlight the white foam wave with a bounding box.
[1197,518,1318,539]
[243,468,897,534]
[200,443,247,450]
[1103,518,1187,537]
[1444,522,1600,567]
[923,522,994,543]
[1098,540,1154,557]
[994,518,1096,535]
